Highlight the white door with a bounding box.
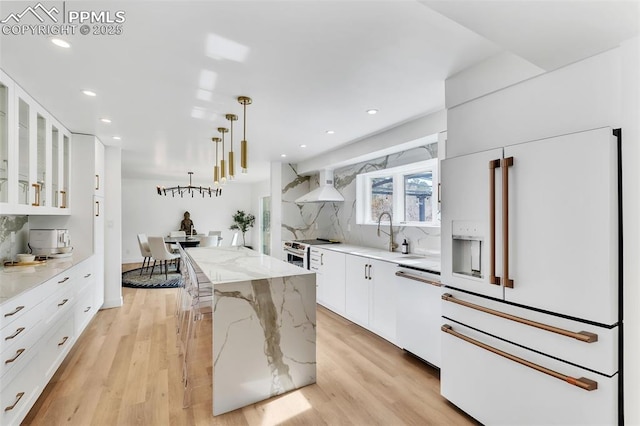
[503,127,618,325]
[441,148,504,299]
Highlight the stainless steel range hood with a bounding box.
[295,170,344,203]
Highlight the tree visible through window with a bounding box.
[371,176,393,221]
[404,172,432,222]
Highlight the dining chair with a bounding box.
[208,230,222,237]
[230,232,239,246]
[199,236,218,247]
[170,230,186,237]
[137,233,152,275]
[148,236,181,279]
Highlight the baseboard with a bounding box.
[101,296,123,309]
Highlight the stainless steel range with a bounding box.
[283,239,340,269]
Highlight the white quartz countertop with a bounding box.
[0,254,91,305]
[187,246,313,284]
[313,244,441,273]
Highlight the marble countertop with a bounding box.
[0,254,91,305]
[187,246,314,284]
[313,244,441,273]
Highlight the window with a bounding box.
[356,159,439,227]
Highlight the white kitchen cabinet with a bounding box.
[345,255,397,344]
[0,70,71,215]
[311,247,346,315]
[0,257,100,425]
[345,255,370,327]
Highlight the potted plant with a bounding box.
[230,210,255,247]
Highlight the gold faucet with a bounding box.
[377,211,397,252]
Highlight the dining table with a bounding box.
[164,236,201,247]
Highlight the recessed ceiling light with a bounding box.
[280,154,287,158]
[112,136,121,140]
[82,90,97,97]
[300,144,307,148]
[51,38,71,48]
[100,118,112,123]
[366,109,378,115]
[326,130,335,135]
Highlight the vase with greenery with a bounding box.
[230,210,255,247]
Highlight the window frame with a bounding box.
[356,159,439,228]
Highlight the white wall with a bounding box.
[121,178,254,263]
[104,146,122,309]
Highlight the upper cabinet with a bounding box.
[1,69,71,215]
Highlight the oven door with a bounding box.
[283,246,308,269]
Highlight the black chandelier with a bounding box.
[156,172,222,197]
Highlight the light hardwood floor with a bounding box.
[23,264,478,425]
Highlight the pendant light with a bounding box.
[212,137,221,186]
[225,114,238,179]
[237,96,252,173]
[218,127,228,184]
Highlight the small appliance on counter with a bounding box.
[29,229,72,257]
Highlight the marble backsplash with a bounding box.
[0,215,29,263]
[281,143,440,255]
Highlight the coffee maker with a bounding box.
[29,229,70,256]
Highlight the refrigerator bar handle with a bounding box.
[502,157,514,288]
[441,324,598,391]
[489,159,501,285]
[441,293,598,343]
[395,271,441,287]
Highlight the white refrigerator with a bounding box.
[440,127,622,425]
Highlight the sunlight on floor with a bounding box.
[259,391,312,426]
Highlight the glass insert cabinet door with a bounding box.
[17,94,30,206]
[0,80,8,204]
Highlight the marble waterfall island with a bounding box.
[186,246,316,415]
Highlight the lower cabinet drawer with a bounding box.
[75,283,97,335]
[0,319,43,380]
[40,316,75,381]
[440,321,618,425]
[0,350,42,426]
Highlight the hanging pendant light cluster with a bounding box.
[212,96,252,186]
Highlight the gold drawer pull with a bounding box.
[5,327,26,340]
[4,306,25,317]
[442,293,597,343]
[84,306,91,313]
[58,298,69,307]
[58,336,69,346]
[60,190,67,208]
[395,271,441,287]
[4,392,25,412]
[5,348,25,364]
[442,324,597,391]
[58,277,70,284]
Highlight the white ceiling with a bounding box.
[0,1,637,186]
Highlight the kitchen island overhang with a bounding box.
[185,246,316,416]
